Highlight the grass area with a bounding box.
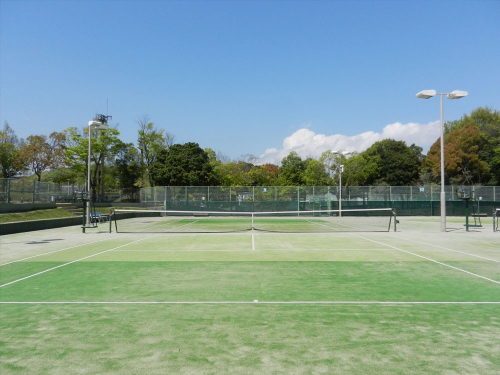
[1,222,499,373]
[0,208,76,224]
[2,304,499,374]
[2,261,500,302]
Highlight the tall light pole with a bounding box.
[416,89,468,232]
[86,120,109,225]
[332,150,350,217]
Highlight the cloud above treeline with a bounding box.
[256,121,440,165]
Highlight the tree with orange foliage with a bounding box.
[426,124,489,185]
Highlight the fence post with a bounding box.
[297,186,300,214]
[6,179,11,203]
[164,186,168,210]
[328,186,330,211]
[32,180,36,203]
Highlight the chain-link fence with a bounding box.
[140,185,499,215]
[0,178,140,204]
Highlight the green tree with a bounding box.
[113,143,142,189]
[248,164,280,186]
[19,132,66,181]
[137,115,175,187]
[0,122,26,178]
[303,159,330,186]
[278,152,306,185]
[214,161,255,186]
[64,126,123,201]
[150,142,213,186]
[342,152,380,186]
[362,139,421,185]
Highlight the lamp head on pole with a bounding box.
[447,90,468,100]
[88,120,109,130]
[416,90,437,99]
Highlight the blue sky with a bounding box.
[1,0,499,164]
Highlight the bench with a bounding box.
[471,213,487,217]
[90,212,109,223]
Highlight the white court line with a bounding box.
[395,237,500,263]
[1,301,499,305]
[112,248,389,252]
[0,220,200,288]
[0,234,160,289]
[252,229,255,251]
[311,221,500,285]
[119,218,187,231]
[0,218,188,267]
[352,234,500,285]
[0,235,121,267]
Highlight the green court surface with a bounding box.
[1,216,499,374]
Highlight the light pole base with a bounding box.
[440,191,446,232]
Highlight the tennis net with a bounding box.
[112,208,397,233]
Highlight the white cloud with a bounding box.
[256,121,440,165]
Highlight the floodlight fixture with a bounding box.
[88,120,108,130]
[447,90,468,100]
[416,90,437,99]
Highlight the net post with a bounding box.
[393,209,397,232]
[109,210,113,233]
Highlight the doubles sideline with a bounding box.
[310,220,500,285]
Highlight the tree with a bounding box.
[362,139,421,185]
[342,152,380,186]
[19,132,66,181]
[137,115,175,187]
[113,143,142,189]
[445,107,500,185]
[426,123,490,184]
[0,122,26,178]
[303,159,330,186]
[278,151,307,185]
[150,142,213,186]
[214,161,254,186]
[248,164,280,186]
[64,126,123,201]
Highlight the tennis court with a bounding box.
[1,214,499,374]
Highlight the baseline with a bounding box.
[1,301,499,305]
